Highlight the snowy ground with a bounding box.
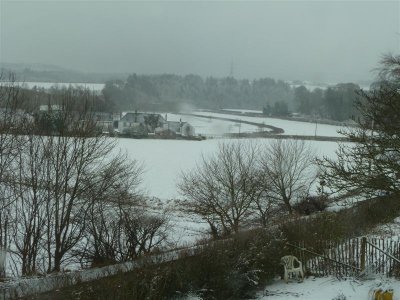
[193,111,346,137]
[116,137,339,247]
[117,138,339,200]
[368,217,400,241]
[222,108,263,114]
[256,276,399,300]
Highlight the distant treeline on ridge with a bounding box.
[103,74,362,121]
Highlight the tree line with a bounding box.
[102,74,294,113]
[1,63,128,85]
[3,70,365,122]
[292,83,361,121]
[102,73,364,122]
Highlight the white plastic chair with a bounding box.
[281,255,304,283]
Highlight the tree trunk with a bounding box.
[0,248,6,278]
[53,252,62,272]
[282,196,293,214]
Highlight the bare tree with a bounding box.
[250,171,276,227]
[0,83,158,275]
[12,88,126,273]
[0,73,27,277]
[8,133,48,275]
[121,206,169,259]
[79,155,146,265]
[259,139,317,214]
[81,202,168,267]
[178,142,260,237]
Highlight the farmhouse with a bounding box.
[118,112,166,136]
[117,112,196,137]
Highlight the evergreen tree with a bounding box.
[319,54,400,198]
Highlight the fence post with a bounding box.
[360,237,367,273]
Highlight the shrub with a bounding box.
[280,212,347,246]
[174,229,285,299]
[282,195,400,247]
[293,195,328,215]
[32,228,286,300]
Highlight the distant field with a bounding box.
[193,111,345,137]
[13,81,105,90]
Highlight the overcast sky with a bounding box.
[0,0,399,83]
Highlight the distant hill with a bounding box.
[0,62,68,72]
[0,62,128,83]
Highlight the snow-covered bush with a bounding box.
[280,212,347,246]
[293,195,328,215]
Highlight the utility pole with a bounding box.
[314,120,318,137]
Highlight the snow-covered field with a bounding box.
[117,136,339,246]
[223,108,263,114]
[117,114,342,245]
[117,111,343,200]
[256,276,399,300]
[117,138,338,200]
[194,111,345,137]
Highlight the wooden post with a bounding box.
[360,237,367,273]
